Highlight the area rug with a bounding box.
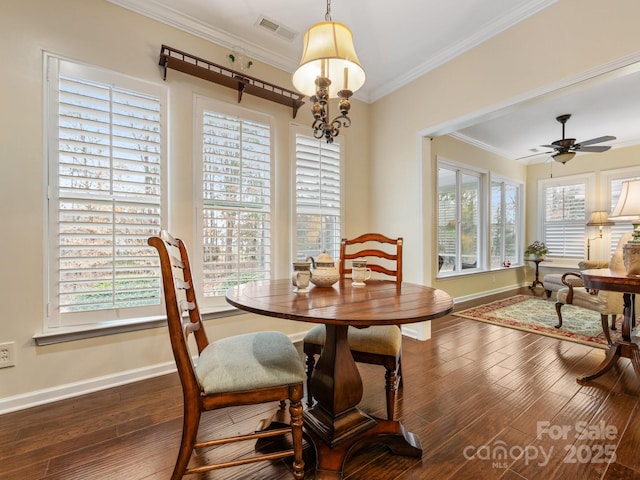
[454,295,622,349]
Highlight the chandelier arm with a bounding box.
[331,115,351,130]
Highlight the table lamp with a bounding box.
[609,179,640,275]
[586,210,614,260]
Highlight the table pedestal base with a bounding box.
[304,412,422,480]
[527,259,544,290]
[577,340,640,384]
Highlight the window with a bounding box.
[490,178,522,267]
[293,129,342,261]
[195,98,273,307]
[539,174,594,258]
[437,161,485,274]
[46,56,166,329]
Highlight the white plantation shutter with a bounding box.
[48,57,166,327]
[295,133,342,261]
[542,182,587,258]
[199,108,272,299]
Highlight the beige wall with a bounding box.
[370,0,640,289]
[0,0,370,404]
[2,0,640,407]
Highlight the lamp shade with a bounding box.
[610,179,640,219]
[587,210,614,226]
[292,21,365,98]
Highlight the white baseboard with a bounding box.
[399,283,525,341]
[1,331,310,415]
[0,361,176,415]
[452,282,528,304]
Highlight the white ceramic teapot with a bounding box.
[306,250,340,287]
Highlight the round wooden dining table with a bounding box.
[226,278,454,479]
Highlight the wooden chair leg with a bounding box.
[610,314,617,331]
[600,314,614,347]
[554,302,564,329]
[384,367,399,421]
[289,385,305,480]
[304,351,316,408]
[172,404,201,480]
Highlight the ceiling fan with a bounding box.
[540,114,616,164]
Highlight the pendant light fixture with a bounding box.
[292,0,365,143]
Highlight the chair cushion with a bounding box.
[304,325,402,356]
[195,331,306,394]
[543,274,567,292]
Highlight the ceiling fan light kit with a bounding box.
[541,114,616,163]
[552,151,575,164]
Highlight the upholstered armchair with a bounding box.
[554,233,633,346]
[543,260,609,297]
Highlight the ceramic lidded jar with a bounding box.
[308,250,340,287]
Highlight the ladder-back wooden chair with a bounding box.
[148,231,306,480]
[303,233,403,420]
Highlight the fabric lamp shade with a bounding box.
[610,179,640,220]
[610,179,640,274]
[292,21,366,98]
[587,210,614,226]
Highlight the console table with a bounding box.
[578,268,640,384]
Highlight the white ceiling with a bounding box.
[110,0,640,163]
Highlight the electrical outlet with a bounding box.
[0,342,15,368]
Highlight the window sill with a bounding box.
[33,306,243,346]
[437,264,524,279]
[536,259,580,270]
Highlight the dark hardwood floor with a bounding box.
[2,288,640,480]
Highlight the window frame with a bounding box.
[489,174,525,268]
[193,95,275,311]
[538,173,595,260]
[43,53,168,333]
[437,157,488,277]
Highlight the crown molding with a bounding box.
[108,0,558,104]
[367,0,558,102]
[107,0,299,73]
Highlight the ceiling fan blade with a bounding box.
[515,151,553,161]
[540,144,559,150]
[576,135,616,147]
[575,145,612,153]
